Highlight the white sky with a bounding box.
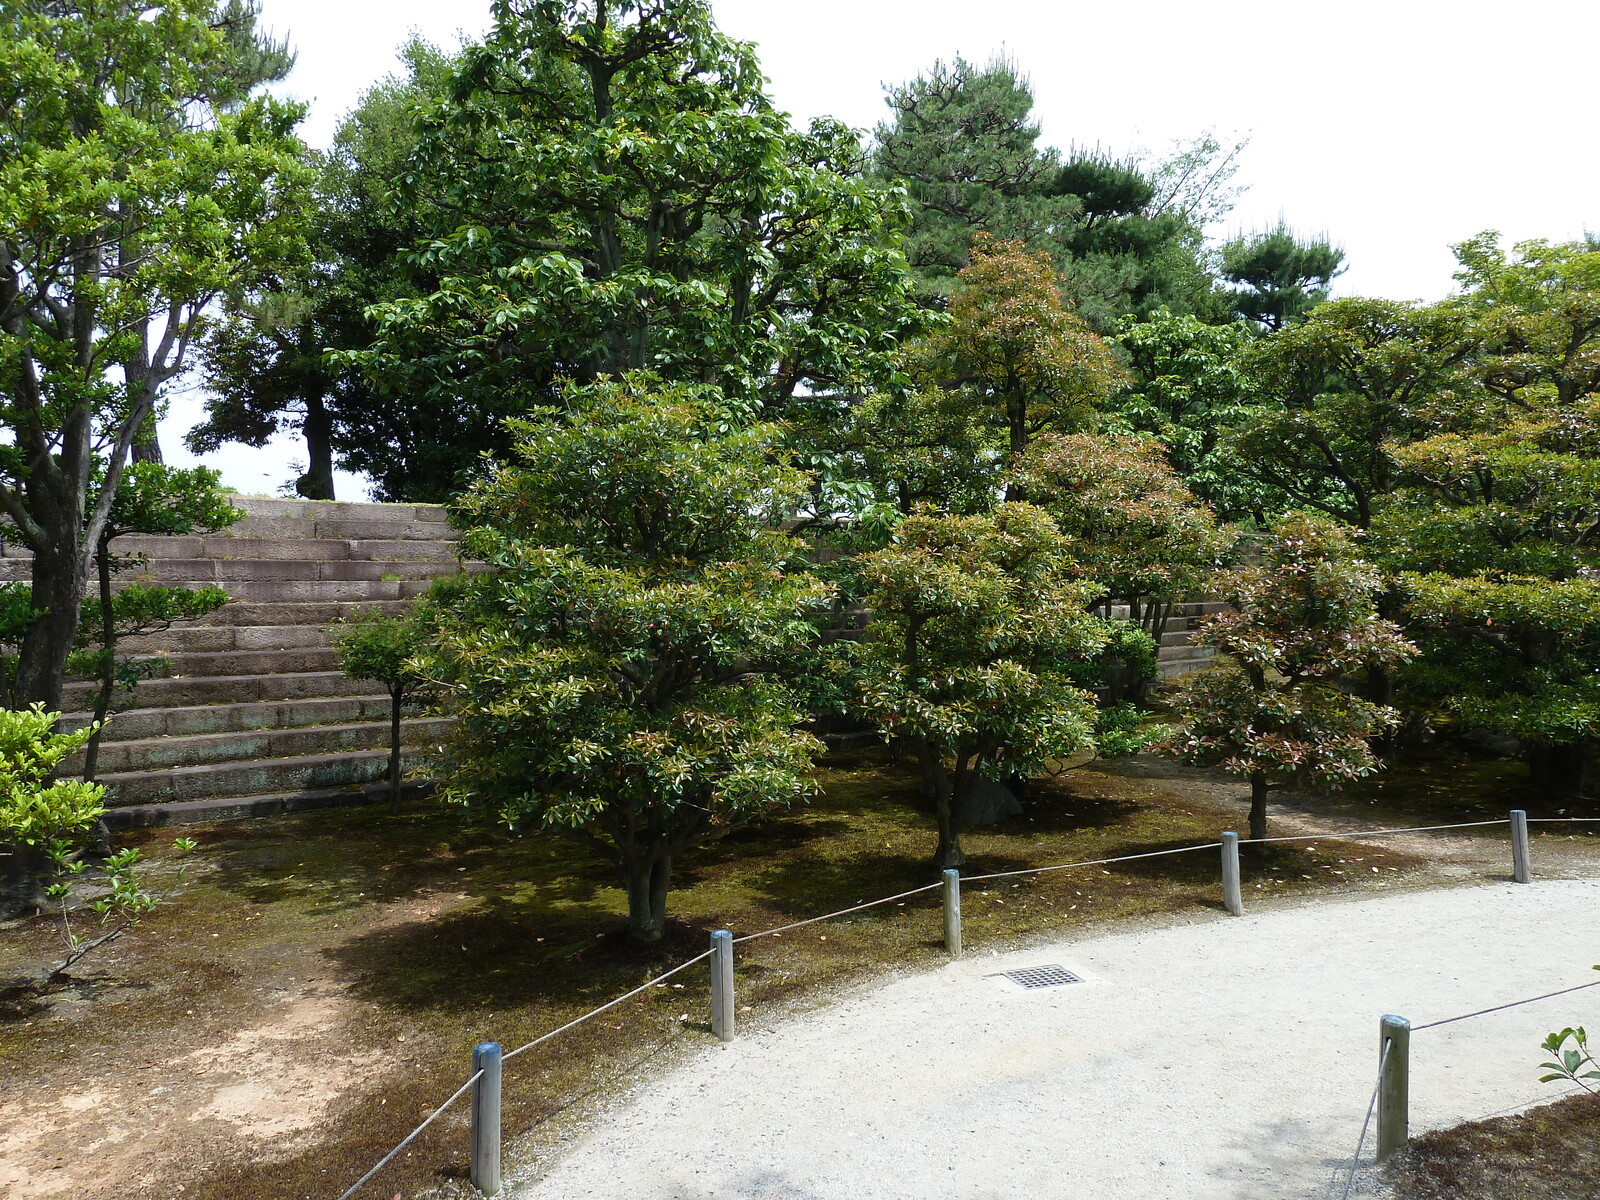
[163,0,1600,498]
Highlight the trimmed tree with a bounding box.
[332,609,433,813]
[1165,514,1415,841]
[424,378,832,944]
[853,503,1107,868]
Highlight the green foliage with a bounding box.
[853,503,1107,866]
[1231,297,1468,528]
[1220,223,1345,331]
[0,707,105,850]
[928,236,1126,459]
[871,58,1222,325]
[1164,514,1415,839]
[1016,431,1234,607]
[333,610,431,697]
[345,0,928,495]
[192,36,462,501]
[1108,308,1275,521]
[424,376,832,942]
[1541,968,1600,1092]
[1093,702,1165,759]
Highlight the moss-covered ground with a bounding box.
[0,743,1586,1200]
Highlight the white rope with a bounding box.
[502,948,715,1062]
[334,1069,483,1200]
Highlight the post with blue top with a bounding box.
[710,929,735,1042]
[1510,809,1532,884]
[1377,1015,1411,1160]
[471,1041,503,1194]
[1221,831,1244,916]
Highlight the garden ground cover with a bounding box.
[0,744,1593,1200]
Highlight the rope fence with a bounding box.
[333,806,1573,1198]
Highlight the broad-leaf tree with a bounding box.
[1016,431,1234,645]
[928,236,1125,465]
[0,0,310,708]
[349,0,928,449]
[425,377,831,943]
[854,503,1106,868]
[332,608,434,813]
[1165,514,1415,841]
[1378,235,1600,794]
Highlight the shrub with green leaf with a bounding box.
[332,608,433,812]
[424,378,833,944]
[0,706,106,917]
[1164,514,1416,841]
[853,502,1108,868]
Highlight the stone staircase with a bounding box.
[1154,600,1228,679]
[1,497,466,826]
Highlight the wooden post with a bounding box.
[1377,1015,1410,1161]
[470,1041,502,1195]
[710,929,735,1042]
[1221,831,1244,917]
[942,868,962,957]
[1510,809,1532,884]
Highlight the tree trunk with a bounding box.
[0,843,51,920]
[623,852,673,945]
[82,539,118,782]
[387,688,403,814]
[1248,771,1270,844]
[301,393,336,501]
[932,748,966,869]
[1528,743,1589,799]
[15,539,88,711]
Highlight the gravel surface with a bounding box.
[512,877,1600,1200]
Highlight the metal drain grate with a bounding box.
[997,964,1082,990]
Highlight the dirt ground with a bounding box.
[2,744,1597,1200]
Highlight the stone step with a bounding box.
[228,515,453,542]
[226,497,448,523]
[112,557,464,583]
[61,694,396,740]
[125,646,342,678]
[0,536,461,564]
[74,717,451,774]
[121,623,333,654]
[99,746,427,806]
[156,578,433,602]
[102,779,435,830]
[63,670,375,710]
[188,600,414,627]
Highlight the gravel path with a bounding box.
[512,877,1600,1200]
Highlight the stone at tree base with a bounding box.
[966,775,1022,825]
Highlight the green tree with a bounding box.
[74,465,236,779]
[1016,431,1234,647]
[1230,297,1468,528]
[1108,308,1274,522]
[1220,223,1345,331]
[1165,514,1415,841]
[0,0,311,709]
[1376,235,1600,794]
[928,236,1126,467]
[871,56,1076,302]
[347,0,928,475]
[190,37,462,501]
[425,377,832,944]
[871,60,1223,325]
[853,503,1107,868]
[332,608,433,812]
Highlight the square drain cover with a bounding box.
[997,964,1082,990]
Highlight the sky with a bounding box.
[161,0,1600,498]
